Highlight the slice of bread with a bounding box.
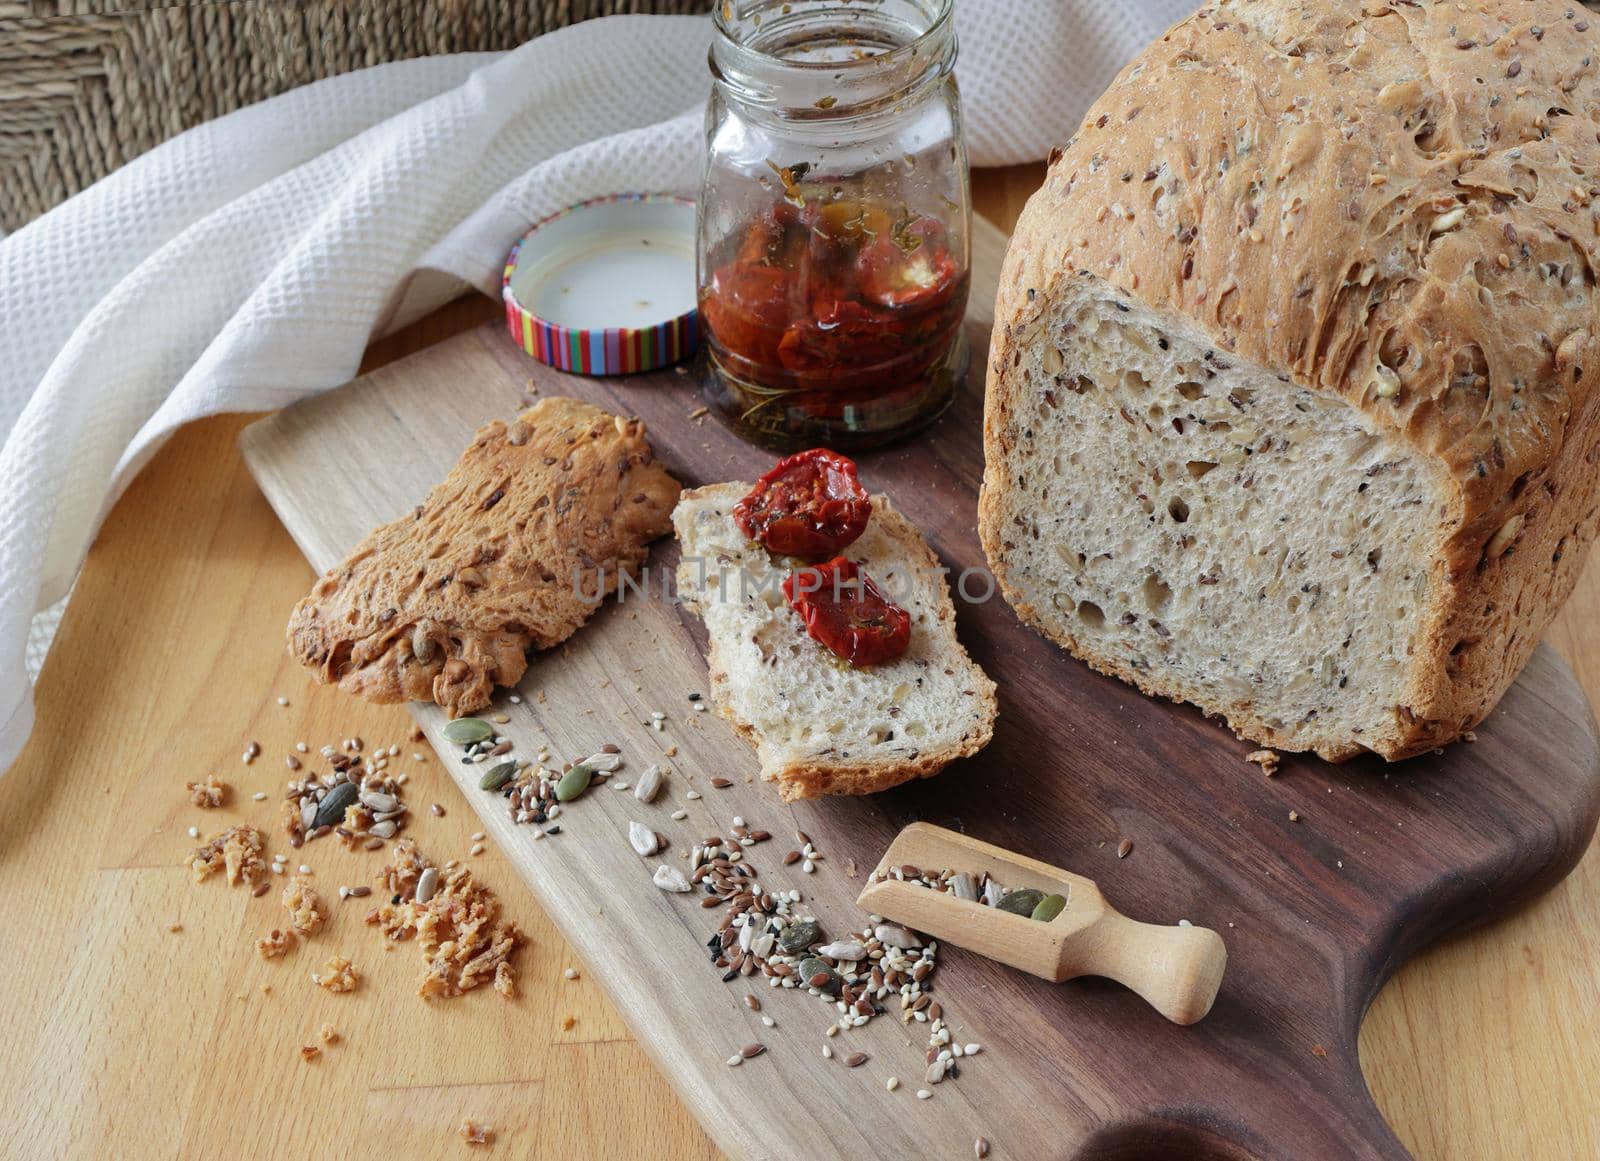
[673,483,996,801]
[288,397,680,718]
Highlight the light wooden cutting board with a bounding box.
[240,217,1600,1160]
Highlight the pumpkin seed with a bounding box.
[555,763,594,802]
[1030,893,1067,922]
[442,718,494,745]
[479,761,518,791]
[996,887,1045,916]
[778,919,821,954]
[311,782,359,830]
[798,957,840,992]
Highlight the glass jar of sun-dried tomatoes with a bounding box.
[698,0,970,451]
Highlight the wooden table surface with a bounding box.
[1,166,1595,1161]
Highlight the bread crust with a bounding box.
[677,482,997,800]
[982,0,1600,759]
[287,397,680,717]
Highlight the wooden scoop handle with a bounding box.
[1070,910,1228,1026]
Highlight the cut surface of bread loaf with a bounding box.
[982,0,1600,761]
[674,483,997,801]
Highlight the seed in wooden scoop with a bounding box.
[442,718,494,745]
[1030,893,1067,922]
[996,888,1045,916]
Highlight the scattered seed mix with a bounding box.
[281,737,411,850]
[683,821,981,1094]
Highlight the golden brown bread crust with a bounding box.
[983,0,1600,759]
[287,397,680,717]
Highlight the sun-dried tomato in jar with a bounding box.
[698,0,970,451]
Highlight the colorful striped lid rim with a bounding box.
[502,193,699,377]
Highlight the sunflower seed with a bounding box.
[975,1138,990,1158]
[311,782,359,830]
[653,865,692,893]
[359,790,399,813]
[368,820,397,839]
[873,923,921,949]
[581,752,624,772]
[415,867,440,904]
[949,871,978,902]
[817,941,866,961]
[633,764,664,803]
[629,821,660,857]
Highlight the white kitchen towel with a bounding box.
[0,0,1193,773]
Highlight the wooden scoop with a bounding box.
[857,822,1227,1025]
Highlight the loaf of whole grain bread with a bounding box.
[981,0,1600,760]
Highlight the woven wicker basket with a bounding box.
[0,0,712,233]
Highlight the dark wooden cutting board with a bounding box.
[239,218,1600,1160]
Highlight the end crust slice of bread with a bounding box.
[287,397,680,717]
[673,482,997,801]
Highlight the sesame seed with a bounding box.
[276,696,289,706]
[564,967,579,980]
[187,826,200,838]
[886,1077,900,1091]
[253,791,268,801]
[299,865,311,874]
[916,1089,933,1100]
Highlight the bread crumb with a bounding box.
[301,1045,321,1062]
[256,929,294,959]
[458,1119,494,1146]
[189,824,267,886]
[167,921,183,933]
[259,984,272,994]
[1289,810,1301,823]
[366,839,521,1000]
[319,1022,339,1044]
[561,1014,576,1031]
[311,955,359,993]
[1246,749,1282,777]
[282,875,326,935]
[185,774,227,808]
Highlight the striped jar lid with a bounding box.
[502,193,699,376]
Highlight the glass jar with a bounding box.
[697,0,970,452]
